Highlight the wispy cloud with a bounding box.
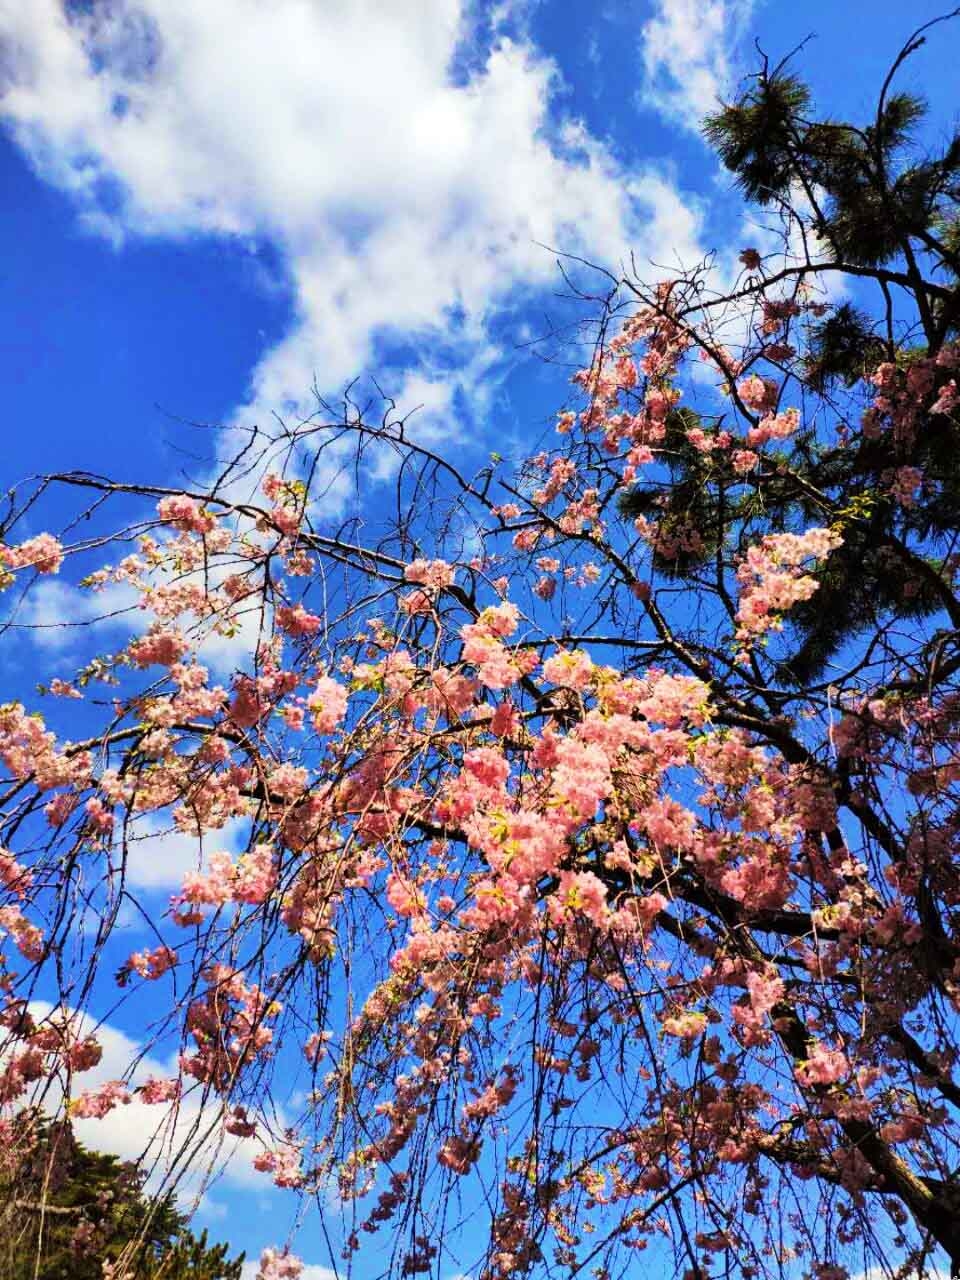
[2,555,266,673]
[119,811,250,892]
[3,578,137,653]
[639,0,758,132]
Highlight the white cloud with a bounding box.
[24,1002,268,1198]
[0,0,706,480]
[849,1272,950,1280]
[119,811,250,891]
[241,1264,336,1280]
[639,0,758,130]
[2,553,266,673]
[5,578,137,652]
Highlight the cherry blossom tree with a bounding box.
[3,17,960,1280]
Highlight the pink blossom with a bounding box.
[125,945,177,981]
[386,873,426,919]
[0,849,32,897]
[405,558,456,589]
[225,1105,257,1137]
[635,673,710,728]
[140,1077,181,1104]
[438,1133,481,1174]
[0,904,44,960]
[255,1248,304,1280]
[931,379,957,415]
[307,675,348,733]
[747,407,799,446]
[276,603,322,637]
[736,528,843,641]
[253,1143,303,1188]
[128,627,190,669]
[642,797,696,850]
[888,465,923,507]
[542,648,594,690]
[70,1080,131,1118]
[400,588,434,615]
[1,533,65,574]
[662,1010,708,1040]
[156,494,216,534]
[737,374,779,414]
[548,870,609,929]
[490,699,519,738]
[84,797,114,834]
[48,678,82,698]
[796,1042,849,1086]
[550,738,611,822]
[65,1037,103,1073]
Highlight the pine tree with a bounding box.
[619,16,960,682]
[0,1112,243,1280]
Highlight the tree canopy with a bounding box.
[0,1112,243,1279]
[2,15,960,1280]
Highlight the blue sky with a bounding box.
[1,0,959,1274]
[2,0,956,489]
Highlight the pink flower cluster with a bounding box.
[0,904,44,960]
[139,1077,180,1104]
[0,848,32,897]
[177,845,277,915]
[405,558,456,589]
[124,945,177,981]
[736,527,842,641]
[886,465,923,508]
[307,674,348,733]
[795,1042,850,1086]
[746,407,799,447]
[156,494,216,534]
[255,1248,304,1280]
[737,375,779,414]
[179,964,279,1089]
[261,473,305,535]
[542,648,594,690]
[0,702,89,790]
[276,603,322,637]
[70,1079,131,1118]
[687,426,733,454]
[547,870,609,929]
[460,602,537,690]
[731,449,759,475]
[253,1142,303,1188]
[128,626,190,669]
[0,533,65,574]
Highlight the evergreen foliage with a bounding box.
[620,28,960,681]
[0,1113,243,1280]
